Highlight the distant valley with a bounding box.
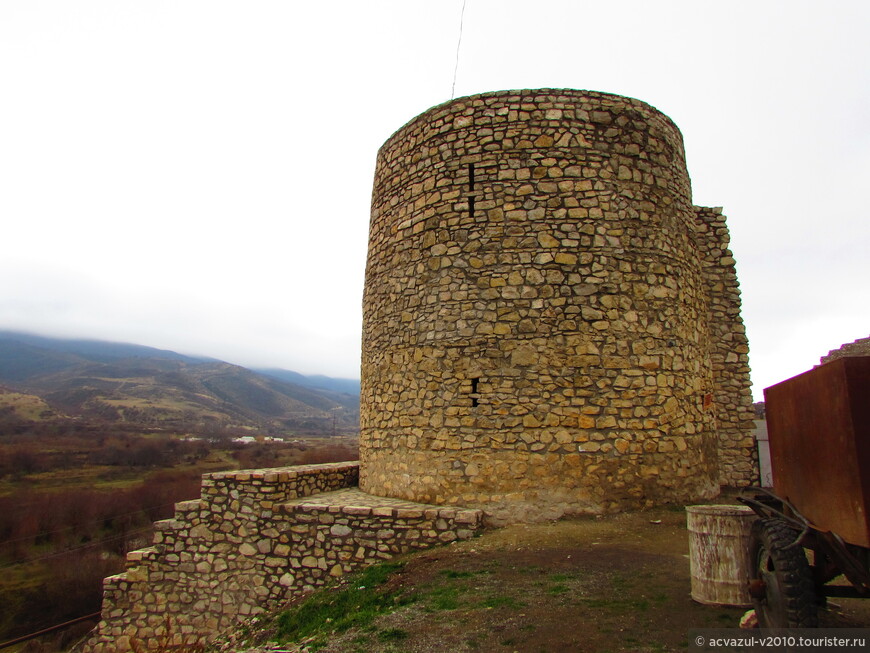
[0,331,359,437]
[0,331,361,646]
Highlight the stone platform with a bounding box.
[80,462,483,652]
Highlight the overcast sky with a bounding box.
[1,1,868,399]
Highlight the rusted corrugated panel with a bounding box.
[764,356,870,548]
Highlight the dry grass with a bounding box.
[0,391,58,421]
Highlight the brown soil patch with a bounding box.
[316,506,870,653]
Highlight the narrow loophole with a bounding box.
[468,163,475,191]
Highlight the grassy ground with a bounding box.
[226,505,870,653]
[0,392,58,420]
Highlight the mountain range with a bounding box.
[0,331,359,436]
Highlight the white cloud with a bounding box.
[1,0,868,395]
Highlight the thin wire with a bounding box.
[0,612,102,650]
[0,499,182,547]
[0,526,154,570]
[451,0,468,99]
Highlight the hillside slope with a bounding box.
[0,332,359,435]
[218,507,870,653]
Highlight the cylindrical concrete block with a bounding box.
[686,504,757,606]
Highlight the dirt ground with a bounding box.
[312,504,870,653]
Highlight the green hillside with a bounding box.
[0,332,359,436]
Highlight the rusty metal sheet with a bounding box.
[764,356,870,548]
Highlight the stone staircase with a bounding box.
[80,462,483,652]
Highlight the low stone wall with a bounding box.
[821,335,870,364]
[284,488,481,580]
[81,462,483,652]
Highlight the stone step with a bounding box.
[125,546,159,569]
[173,499,203,521]
[284,487,482,527]
[281,487,483,559]
[151,518,183,547]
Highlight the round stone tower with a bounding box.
[360,89,721,523]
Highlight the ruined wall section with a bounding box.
[82,463,482,652]
[361,89,724,523]
[821,336,870,363]
[694,207,757,486]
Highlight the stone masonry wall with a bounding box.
[821,335,870,363]
[694,206,758,486]
[82,462,482,652]
[360,89,756,523]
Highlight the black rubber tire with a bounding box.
[749,518,818,628]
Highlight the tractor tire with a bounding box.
[749,518,818,628]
